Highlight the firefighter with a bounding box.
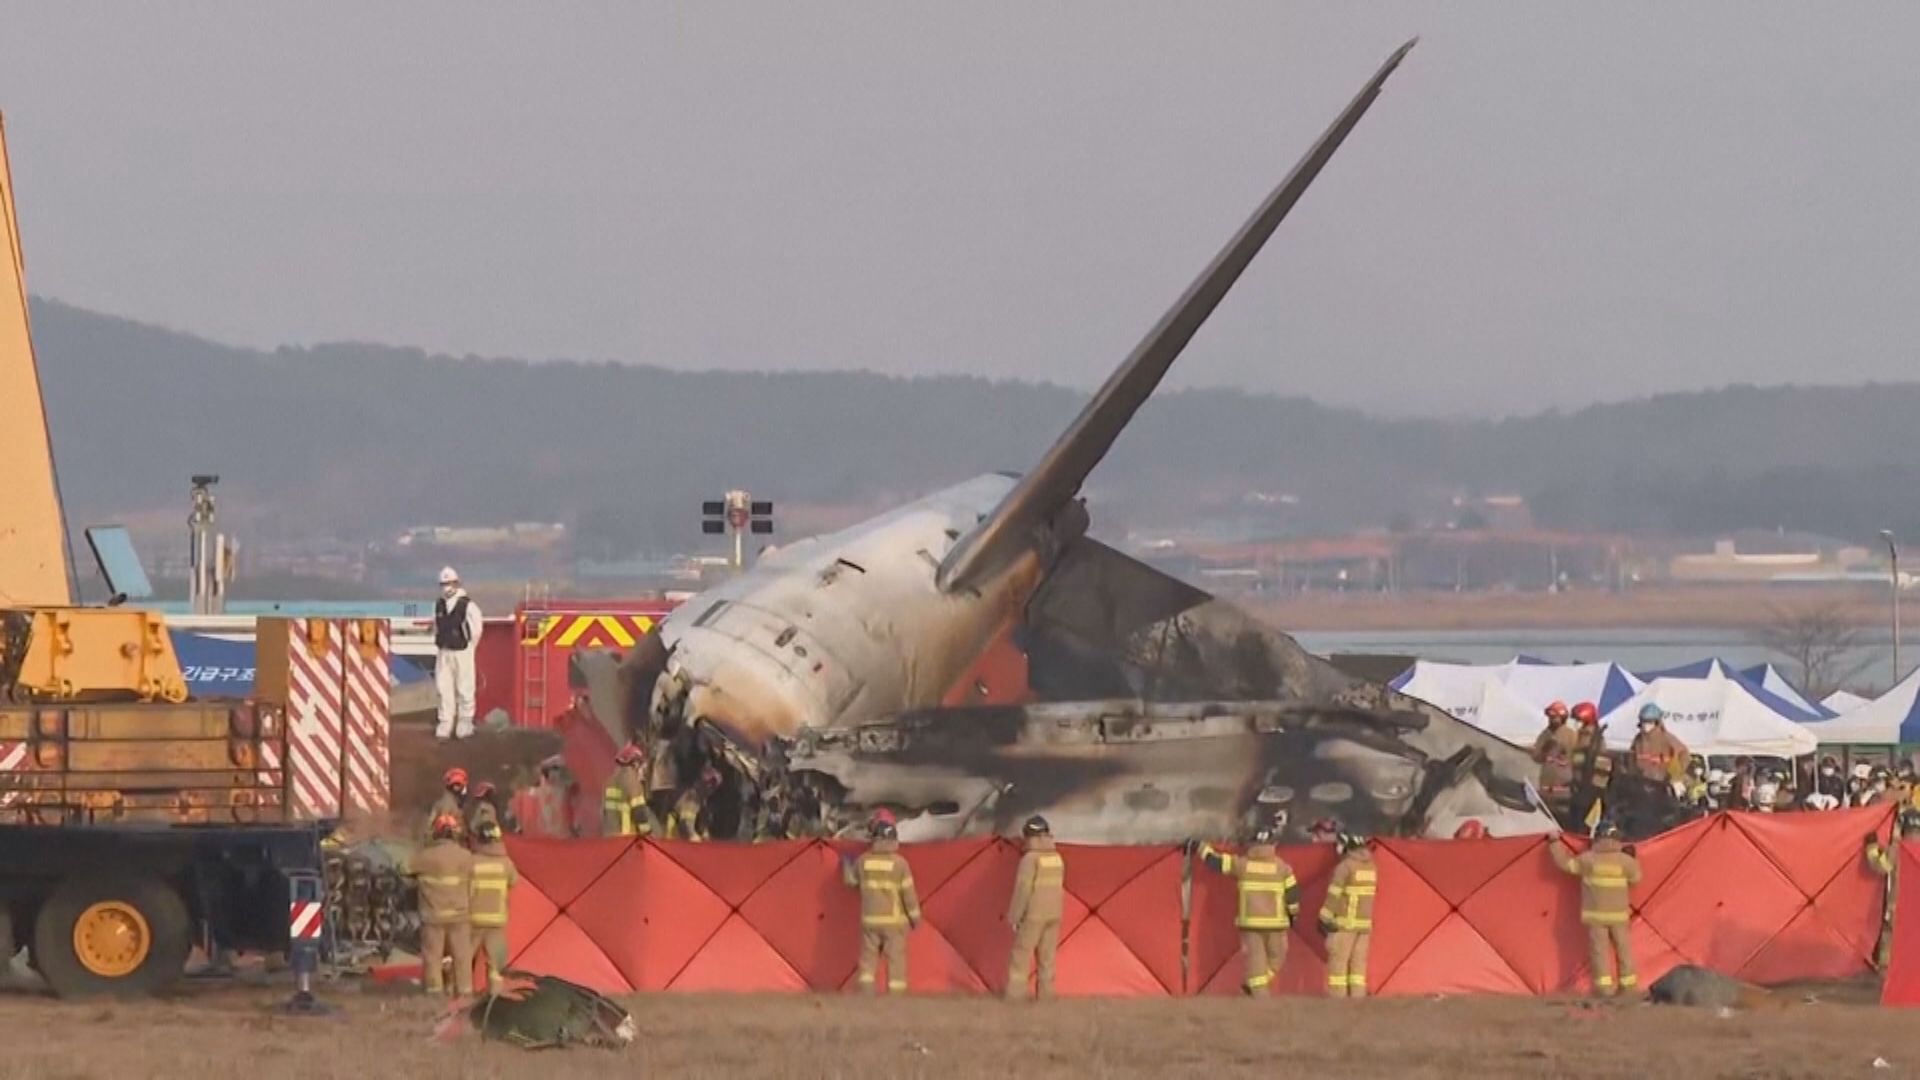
[1568,702,1613,831]
[427,767,469,842]
[1199,824,1299,996]
[466,780,501,840]
[1531,700,1581,823]
[842,814,920,994]
[1005,815,1066,1001]
[1318,832,1377,998]
[469,818,518,992]
[1864,808,1920,969]
[667,766,720,841]
[512,755,576,838]
[433,566,484,741]
[411,813,476,995]
[602,743,656,838]
[1552,821,1642,998]
[1876,762,1917,808]
[1628,704,1688,783]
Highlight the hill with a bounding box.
[30,298,1920,555]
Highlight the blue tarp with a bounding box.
[169,630,427,700]
[1636,658,1829,725]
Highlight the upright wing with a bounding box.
[938,39,1417,593]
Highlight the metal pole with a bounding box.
[1882,531,1901,687]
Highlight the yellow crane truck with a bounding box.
[0,114,327,997]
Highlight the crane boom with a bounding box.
[0,115,73,606]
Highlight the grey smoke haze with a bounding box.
[1,3,1916,417]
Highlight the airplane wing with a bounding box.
[937,39,1418,594]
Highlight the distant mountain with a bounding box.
[30,298,1920,555]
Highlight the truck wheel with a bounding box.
[33,875,190,998]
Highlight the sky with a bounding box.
[2,3,1918,417]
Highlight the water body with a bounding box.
[1294,627,1904,693]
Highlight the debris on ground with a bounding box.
[432,974,635,1050]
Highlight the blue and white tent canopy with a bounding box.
[1740,663,1836,719]
[1805,671,1920,745]
[1637,658,1829,725]
[1600,673,1818,759]
[1391,658,1643,724]
[1823,689,1873,714]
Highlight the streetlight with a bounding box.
[1881,530,1901,687]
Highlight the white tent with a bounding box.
[1391,659,1644,725]
[1600,673,1818,759]
[1823,689,1873,714]
[1446,678,1557,748]
[1805,671,1920,745]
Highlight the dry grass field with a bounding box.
[2,980,1915,1080]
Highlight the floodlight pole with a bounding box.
[1882,530,1901,687]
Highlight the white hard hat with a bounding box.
[439,566,459,585]
[1853,763,1873,781]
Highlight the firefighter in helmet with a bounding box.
[841,812,920,994]
[1005,815,1066,1001]
[410,812,476,995]
[1552,820,1642,997]
[1532,700,1581,823]
[469,818,519,992]
[427,767,469,842]
[602,743,656,837]
[466,780,501,841]
[1319,832,1378,998]
[1568,702,1613,830]
[1200,822,1300,996]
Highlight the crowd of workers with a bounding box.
[1528,700,1920,835]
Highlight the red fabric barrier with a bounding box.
[504,809,1888,998]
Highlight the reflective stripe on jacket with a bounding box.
[1008,840,1065,926]
[470,843,519,928]
[1202,843,1300,930]
[1554,842,1640,925]
[844,841,921,929]
[410,839,474,925]
[602,769,652,837]
[1320,851,1377,932]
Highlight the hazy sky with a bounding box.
[2,4,1918,417]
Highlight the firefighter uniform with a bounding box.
[1570,725,1614,829]
[1319,844,1377,998]
[1866,822,1896,968]
[1628,728,1689,784]
[411,836,476,995]
[1005,833,1066,1000]
[426,790,467,843]
[1200,840,1300,995]
[1553,835,1642,997]
[467,798,500,842]
[470,834,519,991]
[666,787,708,841]
[843,838,921,994]
[602,764,655,838]
[1532,722,1582,821]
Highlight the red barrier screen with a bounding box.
[505,808,1890,997]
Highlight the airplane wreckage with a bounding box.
[574,40,1557,843]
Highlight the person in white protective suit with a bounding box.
[434,566,485,740]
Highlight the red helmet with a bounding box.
[613,743,645,766]
[1544,700,1569,721]
[471,780,495,799]
[430,813,462,839]
[442,767,469,790]
[1453,820,1488,840]
[1572,702,1599,725]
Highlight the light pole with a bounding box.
[1881,530,1901,687]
